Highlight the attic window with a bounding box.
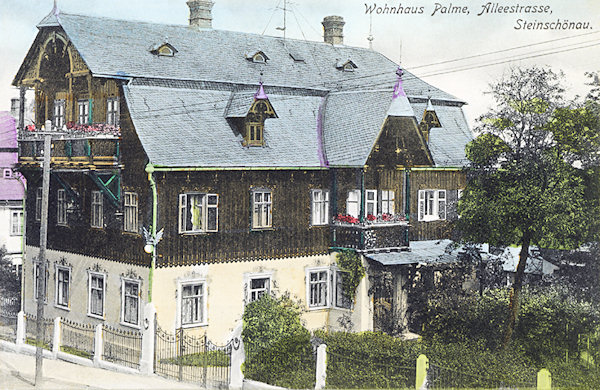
[244,99,277,147]
[289,52,305,62]
[246,51,270,64]
[150,42,178,57]
[336,59,357,72]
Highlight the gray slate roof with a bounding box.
[366,240,459,265]
[33,11,472,168]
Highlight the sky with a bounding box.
[0,0,599,129]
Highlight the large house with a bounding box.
[13,1,472,341]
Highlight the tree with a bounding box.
[0,246,20,301]
[457,66,600,346]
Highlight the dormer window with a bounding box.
[149,41,178,57]
[244,99,276,147]
[336,59,357,72]
[246,51,270,64]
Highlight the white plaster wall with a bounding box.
[153,253,373,343]
[0,204,24,266]
[23,246,148,331]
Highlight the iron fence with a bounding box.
[24,313,53,350]
[60,318,95,359]
[102,324,142,369]
[154,325,232,388]
[0,307,18,342]
[426,362,536,389]
[326,349,414,389]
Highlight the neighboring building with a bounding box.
[13,2,472,341]
[0,112,25,272]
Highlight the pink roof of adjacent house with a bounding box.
[0,112,24,200]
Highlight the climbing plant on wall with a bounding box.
[336,250,365,299]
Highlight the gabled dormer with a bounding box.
[246,50,269,64]
[336,59,357,72]
[243,83,277,146]
[418,99,441,143]
[149,39,178,57]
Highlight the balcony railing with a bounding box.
[331,218,409,252]
[18,123,120,170]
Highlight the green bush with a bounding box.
[242,294,315,389]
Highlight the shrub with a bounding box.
[242,294,315,388]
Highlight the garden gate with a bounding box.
[154,325,232,388]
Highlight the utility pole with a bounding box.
[35,120,63,386]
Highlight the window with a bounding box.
[311,189,329,225]
[365,189,377,216]
[181,282,205,326]
[121,279,140,327]
[124,192,138,233]
[55,267,70,309]
[10,210,23,236]
[34,262,48,302]
[57,189,67,226]
[308,270,329,308]
[249,277,270,302]
[179,193,218,233]
[307,267,353,310]
[252,189,272,229]
[343,63,355,72]
[381,190,395,215]
[107,97,119,126]
[35,187,42,222]
[418,189,446,221]
[53,100,65,128]
[334,270,352,309]
[3,168,11,178]
[78,100,89,125]
[346,190,361,218]
[88,273,105,318]
[244,100,276,147]
[91,191,103,228]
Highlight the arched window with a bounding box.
[244,100,276,146]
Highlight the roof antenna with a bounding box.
[275,0,287,40]
[52,0,59,14]
[367,13,374,50]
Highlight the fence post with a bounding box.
[16,311,25,346]
[93,323,103,366]
[229,322,244,390]
[139,303,156,375]
[315,343,327,390]
[415,354,429,390]
[52,317,61,357]
[537,368,551,390]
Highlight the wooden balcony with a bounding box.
[18,133,120,171]
[331,220,410,252]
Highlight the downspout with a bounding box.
[404,169,410,245]
[359,168,365,248]
[145,163,158,303]
[16,174,27,311]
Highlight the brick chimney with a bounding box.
[187,0,214,29]
[322,16,345,45]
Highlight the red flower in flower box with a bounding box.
[366,214,376,221]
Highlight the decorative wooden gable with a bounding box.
[243,85,277,146]
[418,99,441,143]
[149,40,178,57]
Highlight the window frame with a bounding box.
[311,189,330,226]
[334,269,353,310]
[55,266,71,310]
[306,267,331,309]
[123,192,139,233]
[178,192,219,234]
[177,279,207,328]
[251,188,272,230]
[106,97,120,126]
[121,278,141,328]
[246,272,272,304]
[77,99,90,125]
[381,190,395,215]
[53,99,65,128]
[418,189,447,222]
[91,190,104,228]
[365,189,378,217]
[346,190,361,218]
[10,209,23,236]
[57,189,67,226]
[3,168,11,178]
[88,272,106,319]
